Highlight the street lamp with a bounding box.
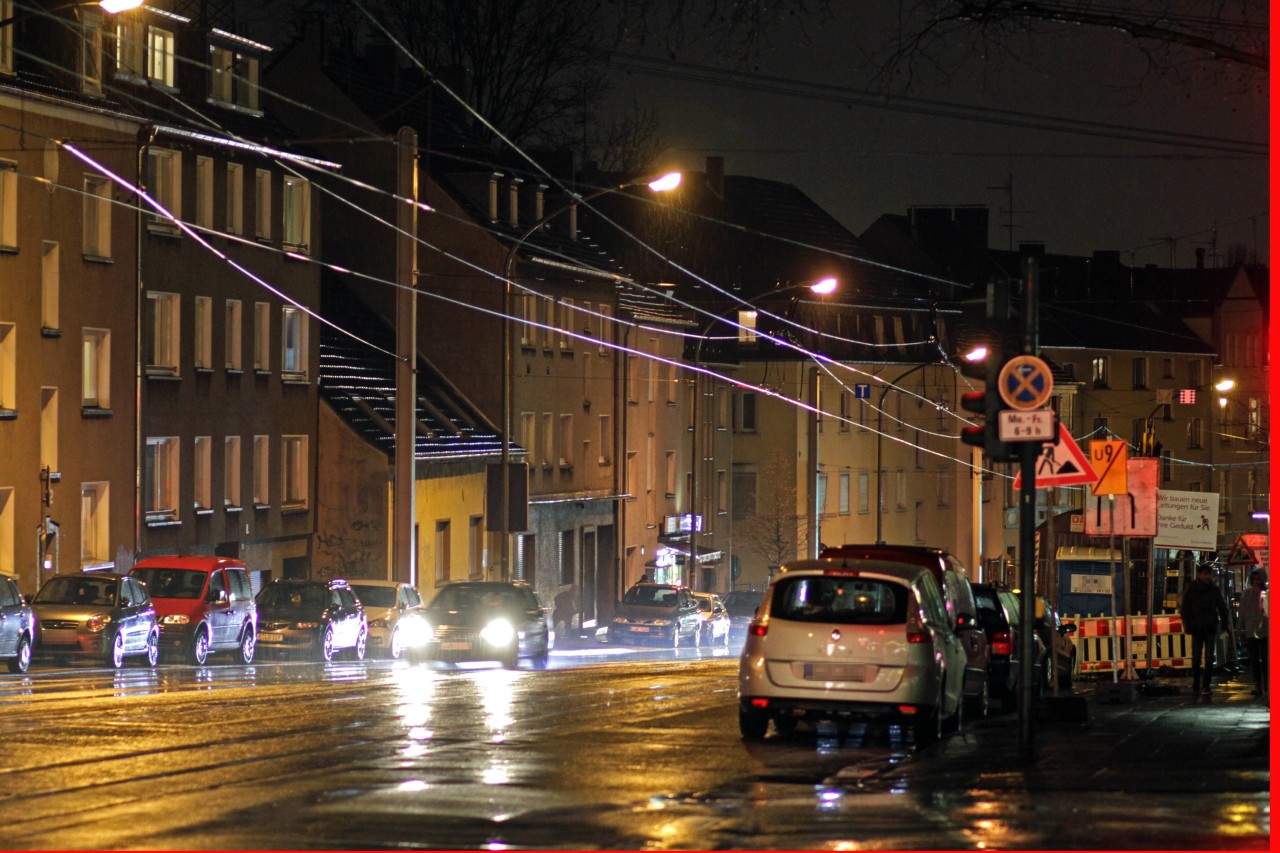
[687,277,838,585]
[498,171,682,579]
[0,0,143,28]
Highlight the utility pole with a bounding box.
[393,127,418,585]
[1017,255,1040,761]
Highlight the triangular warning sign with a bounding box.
[1013,427,1100,490]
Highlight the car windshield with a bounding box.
[723,592,762,616]
[771,576,907,624]
[621,586,680,608]
[429,585,524,612]
[351,585,397,608]
[696,597,714,612]
[257,584,328,613]
[132,568,206,599]
[34,576,118,607]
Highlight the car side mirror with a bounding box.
[23,594,32,605]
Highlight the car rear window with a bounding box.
[770,576,908,625]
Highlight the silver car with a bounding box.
[738,558,967,745]
[31,572,160,669]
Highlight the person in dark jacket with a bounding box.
[1180,564,1231,695]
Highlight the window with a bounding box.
[558,529,574,585]
[0,487,12,577]
[737,309,758,343]
[226,163,244,234]
[115,14,144,76]
[597,305,610,353]
[210,45,233,103]
[253,302,270,371]
[42,242,59,330]
[195,156,214,229]
[839,471,851,514]
[193,296,212,369]
[282,175,310,251]
[235,53,260,110]
[81,328,109,408]
[252,435,269,506]
[558,414,574,467]
[193,436,211,510]
[145,436,179,520]
[816,473,827,515]
[281,435,307,508]
[225,299,242,370]
[223,435,241,509]
[1187,358,1204,388]
[147,25,175,86]
[937,465,954,507]
[597,415,611,464]
[469,516,484,577]
[665,450,677,497]
[838,390,850,432]
[540,412,553,467]
[731,465,757,521]
[1091,356,1109,388]
[254,169,271,240]
[146,148,181,227]
[735,390,757,432]
[857,470,870,514]
[514,533,535,584]
[717,469,728,514]
[40,388,56,472]
[80,482,109,566]
[145,291,180,374]
[281,305,307,377]
[1093,416,1109,437]
[1132,418,1148,451]
[519,412,535,459]
[914,501,926,543]
[519,294,536,346]
[0,1,11,74]
[1162,357,1175,379]
[436,520,452,583]
[0,323,14,410]
[83,175,112,258]
[558,299,575,351]
[1187,417,1203,449]
[0,159,16,248]
[895,469,907,509]
[1132,357,1148,390]
[81,10,104,94]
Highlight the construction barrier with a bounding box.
[1063,613,1190,674]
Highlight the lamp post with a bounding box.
[873,359,938,544]
[687,277,837,586]
[498,172,681,579]
[0,0,143,28]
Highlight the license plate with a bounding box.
[440,641,471,651]
[629,626,651,633]
[805,662,869,682]
[259,632,284,642]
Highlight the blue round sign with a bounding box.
[998,355,1054,410]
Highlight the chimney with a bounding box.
[487,172,502,222]
[705,156,724,199]
[507,177,522,229]
[1195,247,1206,269]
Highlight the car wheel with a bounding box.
[353,627,368,661]
[739,707,769,740]
[191,628,210,666]
[964,679,990,719]
[143,630,160,667]
[107,632,125,669]
[1059,651,1076,689]
[7,634,31,674]
[530,645,549,669]
[239,628,256,664]
[943,691,964,734]
[319,627,335,662]
[388,627,403,660]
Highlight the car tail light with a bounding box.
[749,621,768,637]
[897,704,919,715]
[991,629,1013,656]
[750,698,769,709]
[905,593,931,644]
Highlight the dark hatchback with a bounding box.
[255,579,368,662]
[723,589,764,646]
[417,582,550,669]
[0,574,36,673]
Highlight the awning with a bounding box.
[645,546,725,567]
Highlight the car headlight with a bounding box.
[296,621,320,629]
[86,614,112,633]
[480,618,515,646]
[651,619,671,627]
[161,614,190,625]
[611,616,629,625]
[399,616,430,647]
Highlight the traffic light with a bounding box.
[959,345,1017,462]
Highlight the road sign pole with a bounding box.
[1108,498,1118,685]
[1016,255,1040,763]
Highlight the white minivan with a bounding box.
[737,557,967,744]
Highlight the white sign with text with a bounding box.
[1156,490,1221,550]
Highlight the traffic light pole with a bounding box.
[1017,256,1040,762]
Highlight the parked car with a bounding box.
[723,589,765,646]
[255,579,368,661]
[31,572,159,668]
[692,591,731,648]
[819,544,990,717]
[1035,595,1078,689]
[972,583,1021,708]
[607,583,703,648]
[998,588,1048,694]
[131,556,258,665]
[350,580,427,660]
[417,581,550,668]
[0,574,36,673]
[738,557,967,745]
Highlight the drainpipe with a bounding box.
[134,124,154,561]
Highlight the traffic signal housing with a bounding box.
[960,346,1017,462]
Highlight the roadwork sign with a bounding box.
[1013,426,1098,490]
[1089,440,1129,496]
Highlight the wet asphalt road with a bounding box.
[0,643,1268,849]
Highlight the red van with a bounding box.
[131,556,258,665]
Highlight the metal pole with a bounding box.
[1016,255,1040,761]
[1108,498,1119,684]
[393,127,418,585]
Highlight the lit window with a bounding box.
[115,14,144,76]
[195,156,213,229]
[282,175,310,252]
[235,53,259,111]
[81,10,104,94]
[193,296,212,369]
[281,435,307,508]
[281,305,307,378]
[223,435,241,508]
[839,471,851,513]
[42,241,59,330]
[147,26,175,86]
[145,291,180,374]
[80,482,110,566]
[83,174,112,258]
[193,436,211,510]
[0,159,16,249]
[226,162,243,234]
[224,298,242,370]
[254,169,271,240]
[146,147,181,227]
[737,309,758,344]
[253,435,269,506]
[81,328,110,408]
[253,301,270,371]
[0,1,12,74]
[145,436,180,520]
[209,45,233,103]
[0,322,14,410]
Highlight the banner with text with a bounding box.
[1156,490,1221,550]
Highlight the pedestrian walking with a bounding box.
[1180,564,1231,695]
[1238,569,1269,695]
